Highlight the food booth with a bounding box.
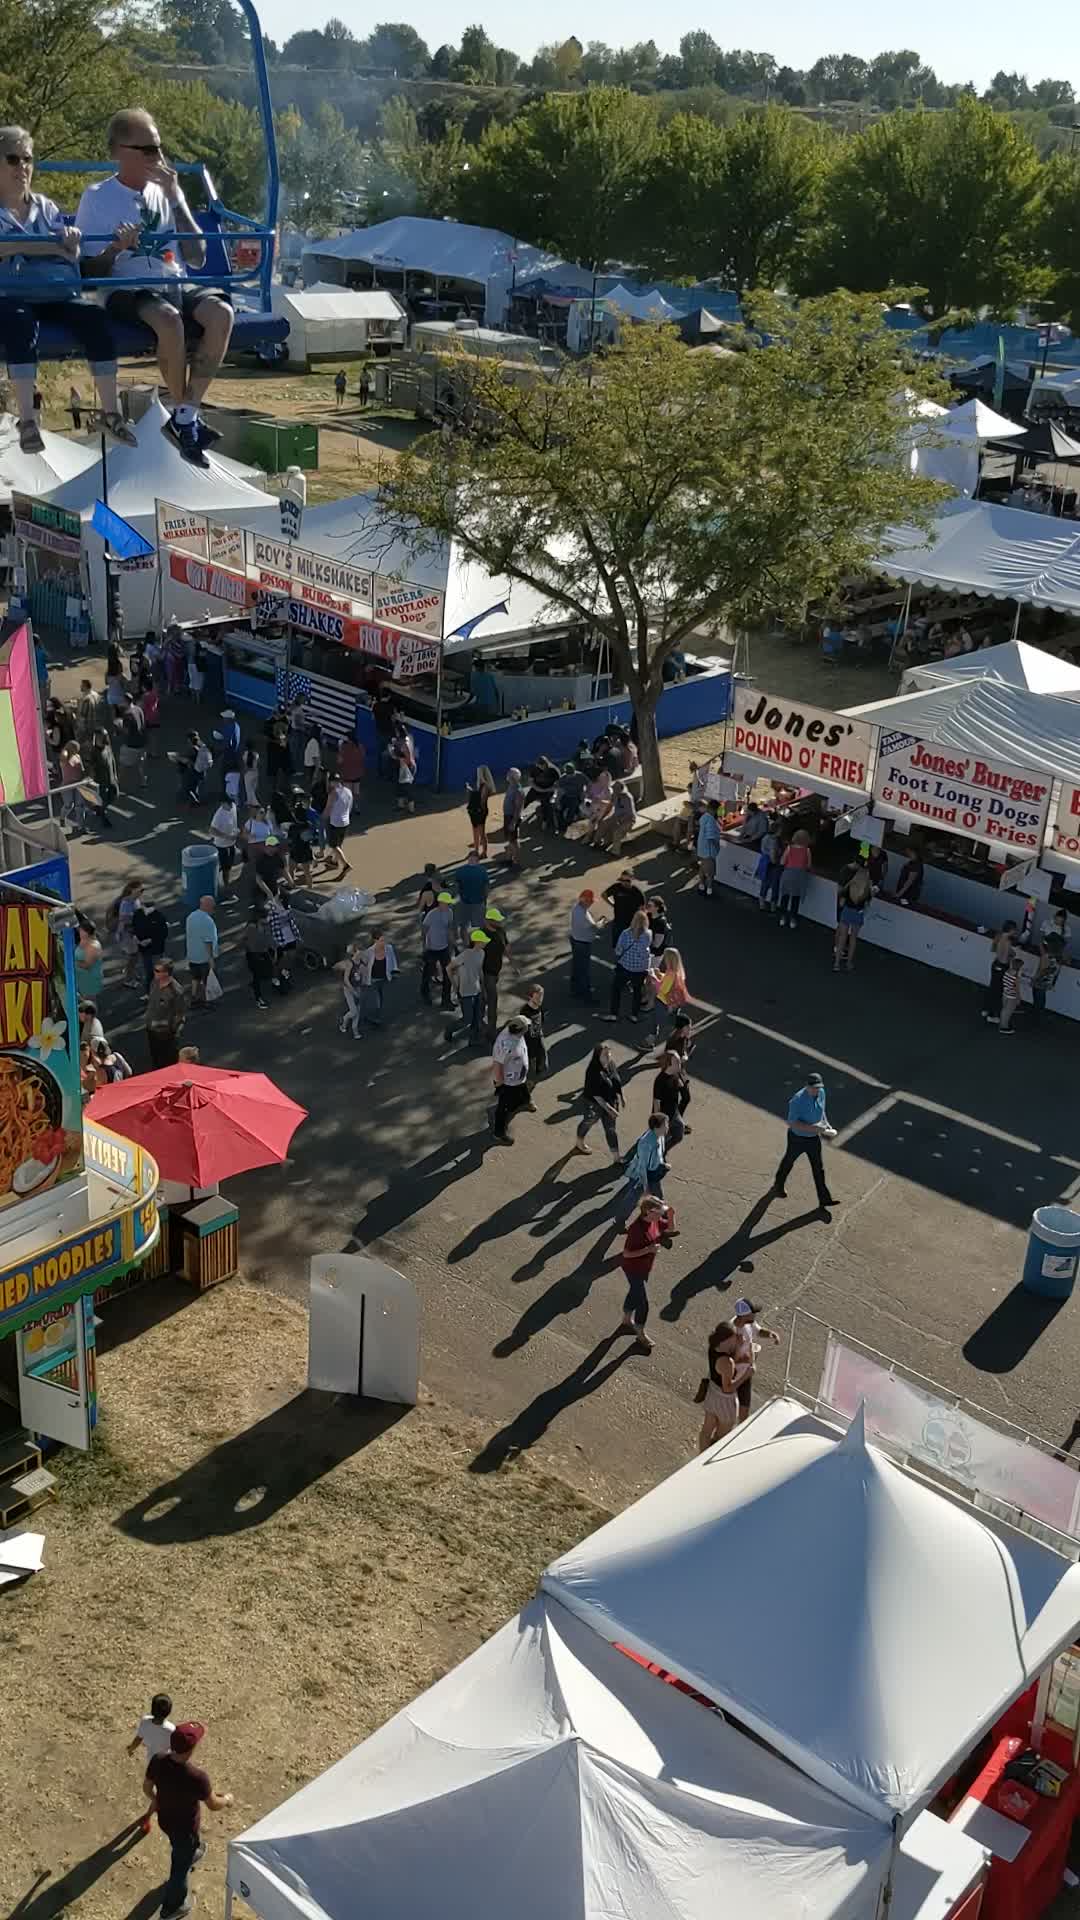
[227,1325,1080,1920]
[718,676,1080,1020]
[0,826,159,1467]
[156,492,733,786]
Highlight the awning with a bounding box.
[875,499,1080,614]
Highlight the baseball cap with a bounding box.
[170,1722,206,1754]
[469,928,490,944]
[436,892,453,903]
[485,906,505,922]
[578,889,595,903]
[805,1071,823,1087]
[734,1298,759,1319]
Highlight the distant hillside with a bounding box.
[161,62,522,141]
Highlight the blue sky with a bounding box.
[256,0,1079,93]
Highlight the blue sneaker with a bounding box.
[163,414,209,468]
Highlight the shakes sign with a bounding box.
[873,733,1052,852]
[727,688,874,799]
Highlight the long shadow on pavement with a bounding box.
[115,1391,405,1544]
[962,1285,1070,1375]
[660,1192,825,1322]
[7,1823,151,1920]
[447,1159,614,1264]
[495,1221,624,1355]
[470,1333,635,1472]
[348,1134,488,1249]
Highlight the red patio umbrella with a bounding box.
[86,1065,308,1186]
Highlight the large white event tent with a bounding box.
[846,676,1080,783]
[544,1400,1080,1824]
[875,498,1080,616]
[900,637,1080,697]
[293,493,562,648]
[269,285,406,367]
[300,216,558,325]
[0,413,98,502]
[226,1398,1078,1920]
[227,1588,899,1920]
[38,398,281,639]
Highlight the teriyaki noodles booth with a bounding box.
[155,494,732,786]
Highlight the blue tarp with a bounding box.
[90,500,155,558]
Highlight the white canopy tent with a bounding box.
[0,414,98,502]
[227,1589,898,1920]
[269,285,405,367]
[846,675,1080,783]
[875,499,1080,615]
[37,398,281,639]
[300,216,558,325]
[294,493,563,648]
[543,1399,1080,1825]
[940,398,1026,442]
[900,638,1080,697]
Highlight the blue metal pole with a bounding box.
[235,0,279,312]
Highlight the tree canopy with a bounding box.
[380,299,942,799]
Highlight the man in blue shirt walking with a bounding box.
[774,1072,838,1212]
[453,849,489,934]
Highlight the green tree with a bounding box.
[640,107,824,290]
[280,28,328,66]
[366,98,473,220]
[379,298,941,801]
[1042,151,1080,330]
[361,21,430,75]
[494,47,519,85]
[461,88,657,267]
[453,22,497,83]
[553,36,583,86]
[430,42,455,78]
[580,41,613,85]
[803,98,1044,312]
[162,0,247,65]
[277,100,367,229]
[149,80,265,209]
[678,31,720,87]
[0,0,144,154]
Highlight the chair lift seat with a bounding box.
[33,309,289,361]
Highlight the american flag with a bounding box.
[276,667,360,745]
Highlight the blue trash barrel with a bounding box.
[1022,1206,1080,1300]
[181,843,219,911]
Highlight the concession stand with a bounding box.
[155,492,732,786]
[228,1345,1080,1920]
[719,674,1080,1020]
[0,826,159,1470]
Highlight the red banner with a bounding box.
[169,550,251,608]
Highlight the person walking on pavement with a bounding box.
[184,895,219,1009]
[209,796,239,897]
[732,1297,781,1423]
[652,1049,689,1148]
[244,903,274,1009]
[501,766,524,868]
[618,1113,669,1220]
[602,870,645,949]
[466,766,496,856]
[131,897,168,994]
[773,1071,837,1212]
[604,910,652,1023]
[481,905,508,1038]
[696,800,722,896]
[323,775,353,881]
[574,1041,624,1160]
[778,830,813,929]
[420,892,454,1009]
[87,727,119,828]
[488,1015,530,1145]
[76,678,103,746]
[617,1193,677,1353]
[334,368,347,408]
[446,928,488,1045]
[145,1719,232,1920]
[454,847,489,934]
[695,1321,743,1451]
[144,959,187,1068]
[519,983,547,1095]
[569,889,604,1001]
[982,923,1017,1025]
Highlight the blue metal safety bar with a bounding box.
[0,0,283,354]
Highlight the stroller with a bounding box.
[288,886,372,972]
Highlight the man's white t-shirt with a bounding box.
[492,1031,529,1086]
[74,177,180,281]
[328,786,352,829]
[135,1715,175,1758]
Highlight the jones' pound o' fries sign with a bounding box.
[0,886,83,1213]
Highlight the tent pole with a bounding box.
[1011,600,1022,641]
[224,1884,234,1920]
[888,584,912,672]
[876,1817,902,1920]
[433,633,445,791]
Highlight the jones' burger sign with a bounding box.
[728,688,873,797]
[873,732,1052,852]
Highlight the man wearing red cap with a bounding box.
[145,1720,232,1919]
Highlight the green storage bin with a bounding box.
[240,417,319,474]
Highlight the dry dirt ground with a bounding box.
[0,1282,606,1920]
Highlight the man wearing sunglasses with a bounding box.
[76,108,233,466]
